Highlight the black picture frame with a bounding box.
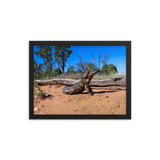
[29,41,131,119]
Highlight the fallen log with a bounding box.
[34,78,126,87]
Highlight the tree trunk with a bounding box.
[34,78,126,87]
[98,58,100,70]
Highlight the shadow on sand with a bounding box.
[82,90,117,94]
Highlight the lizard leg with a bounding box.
[85,84,94,95]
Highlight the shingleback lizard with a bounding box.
[62,66,99,95]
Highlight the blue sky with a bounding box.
[34,45,126,74]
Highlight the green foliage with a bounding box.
[34,46,53,67]
[34,82,38,87]
[101,64,108,74]
[107,64,118,73]
[66,65,75,74]
[34,59,45,79]
[76,68,83,74]
[33,46,120,81]
[101,64,118,74]
[34,46,54,79]
[76,61,88,72]
[53,68,62,76]
[87,63,97,72]
[54,46,72,74]
[34,82,45,99]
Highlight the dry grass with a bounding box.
[41,73,126,80]
[93,73,126,80]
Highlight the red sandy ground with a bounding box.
[34,84,126,115]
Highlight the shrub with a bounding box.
[53,68,62,76]
[34,82,45,99]
[101,64,118,74]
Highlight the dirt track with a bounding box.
[34,84,126,115]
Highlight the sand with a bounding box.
[34,84,126,115]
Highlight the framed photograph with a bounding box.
[29,41,131,119]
